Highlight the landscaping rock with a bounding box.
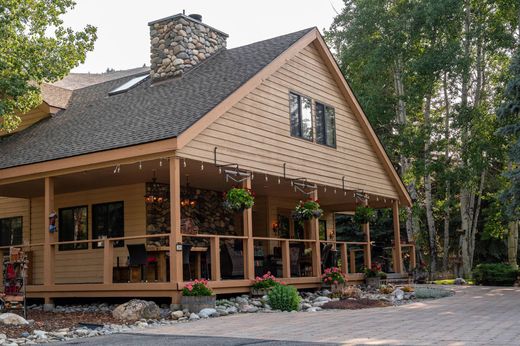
[198,308,217,318]
[239,304,259,313]
[454,278,467,285]
[171,310,184,320]
[0,313,29,325]
[306,307,322,312]
[392,288,404,301]
[189,313,200,321]
[112,299,161,322]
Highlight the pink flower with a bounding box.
[334,280,338,285]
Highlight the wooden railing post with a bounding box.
[349,249,356,273]
[43,177,55,287]
[392,200,403,273]
[340,243,348,275]
[103,238,113,284]
[242,176,255,280]
[310,190,321,277]
[281,240,291,278]
[169,157,183,284]
[210,236,221,281]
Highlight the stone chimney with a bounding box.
[148,14,228,81]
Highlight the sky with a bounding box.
[63,0,344,73]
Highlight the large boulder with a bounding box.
[0,313,29,325]
[112,299,160,322]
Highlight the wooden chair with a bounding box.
[127,244,157,282]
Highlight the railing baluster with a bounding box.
[210,236,220,281]
[281,240,290,278]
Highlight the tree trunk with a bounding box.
[442,72,451,272]
[508,221,519,270]
[423,93,437,277]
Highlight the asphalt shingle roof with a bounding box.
[0,28,313,170]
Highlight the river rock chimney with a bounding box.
[148,13,228,81]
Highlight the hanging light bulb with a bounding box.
[183,158,187,168]
[334,189,337,194]
[219,167,222,174]
[278,177,281,184]
[139,161,142,170]
[324,186,327,192]
[201,161,204,170]
[265,174,268,182]
[159,158,163,167]
[251,173,254,180]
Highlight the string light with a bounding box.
[139,161,142,170]
[334,189,337,194]
[219,167,222,174]
[278,177,281,184]
[201,161,204,171]
[251,173,254,180]
[324,186,327,192]
[344,191,346,196]
[183,158,187,168]
[265,174,268,182]
[159,158,163,167]
[113,164,120,174]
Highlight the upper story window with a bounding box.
[315,102,336,147]
[59,206,88,251]
[92,201,124,249]
[0,217,22,246]
[289,92,313,141]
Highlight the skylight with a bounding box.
[108,74,149,96]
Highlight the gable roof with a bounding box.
[0,28,313,170]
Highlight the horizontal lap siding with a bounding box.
[30,184,146,284]
[179,43,399,199]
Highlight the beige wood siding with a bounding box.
[0,109,49,137]
[29,184,146,284]
[178,42,399,199]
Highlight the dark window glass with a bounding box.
[92,201,124,249]
[289,92,313,141]
[0,217,22,246]
[315,102,336,147]
[59,206,88,251]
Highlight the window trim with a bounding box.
[58,205,89,251]
[315,101,337,148]
[289,91,314,142]
[92,201,125,249]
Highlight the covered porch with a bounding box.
[0,154,414,305]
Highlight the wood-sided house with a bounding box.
[0,14,413,306]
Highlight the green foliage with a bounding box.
[267,284,301,311]
[472,263,519,286]
[414,287,452,299]
[223,188,254,211]
[292,199,323,222]
[0,0,97,132]
[353,205,375,224]
[182,279,213,296]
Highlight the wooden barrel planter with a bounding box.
[181,295,216,313]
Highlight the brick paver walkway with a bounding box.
[140,286,520,345]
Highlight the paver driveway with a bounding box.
[137,286,520,345]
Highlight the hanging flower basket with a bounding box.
[292,199,323,222]
[223,187,255,212]
[354,205,376,224]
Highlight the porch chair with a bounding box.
[127,244,158,282]
[289,243,304,277]
[182,243,193,281]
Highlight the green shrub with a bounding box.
[472,263,519,286]
[414,287,452,299]
[267,284,301,311]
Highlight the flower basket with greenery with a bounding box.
[321,267,346,290]
[223,187,255,212]
[292,199,323,222]
[364,263,386,288]
[251,272,281,296]
[181,279,216,312]
[354,205,376,224]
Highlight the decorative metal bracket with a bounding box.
[355,190,369,202]
[291,178,317,195]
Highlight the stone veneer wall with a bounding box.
[149,14,228,80]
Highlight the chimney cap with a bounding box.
[147,13,228,37]
[188,14,202,22]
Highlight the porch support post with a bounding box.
[210,236,221,281]
[169,157,183,285]
[103,238,114,284]
[242,176,255,280]
[310,190,321,277]
[363,199,372,269]
[281,240,291,278]
[43,177,55,288]
[340,243,348,275]
[392,200,403,273]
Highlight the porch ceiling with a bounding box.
[0,158,394,209]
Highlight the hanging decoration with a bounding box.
[48,211,57,233]
[223,187,255,212]
[292,198,323,223]
[144,170,168,205]
[180,175,197,208]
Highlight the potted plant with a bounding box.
[223,187,255,212]
[251,272,280,296]
[292,198,323,223]
[321,267,346,292]
[354,205,375,224]
[364,262,386,288]
[181,279,216,312]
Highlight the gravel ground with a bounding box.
[0,310,120,338]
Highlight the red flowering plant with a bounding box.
[292,198,323,222]
[321,267,346,285]
[223,187,255,212]
[364,262,387,278]
[182,279,213,296]
[252,272,281,289]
